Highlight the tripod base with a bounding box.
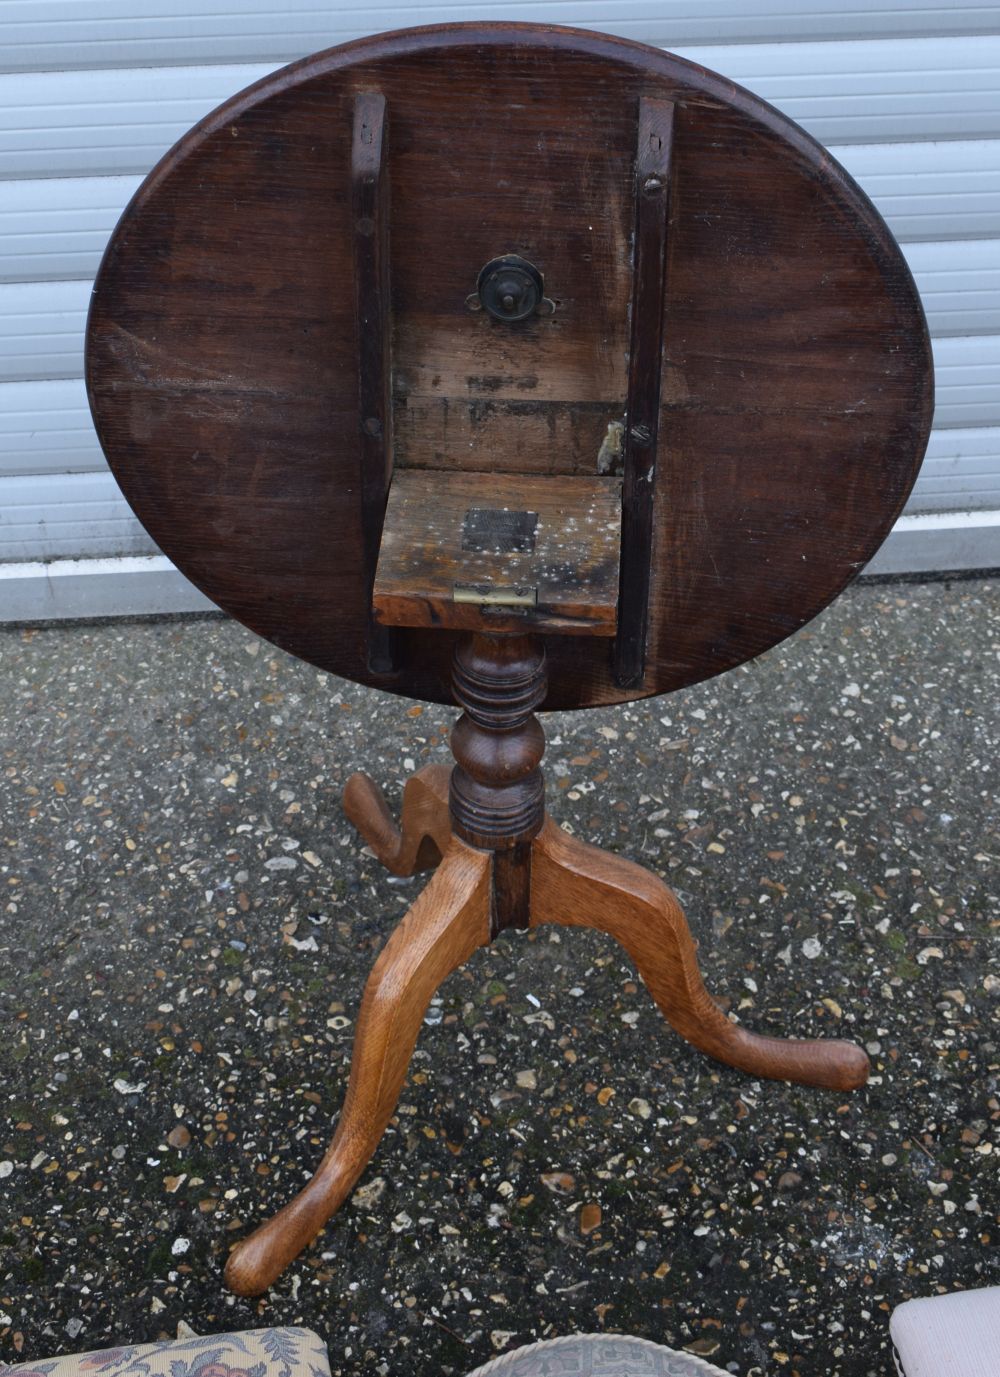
[224,761,869,1297]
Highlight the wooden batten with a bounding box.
[372,469,623,637]
[614,96,674,688]
[351,91,397,674]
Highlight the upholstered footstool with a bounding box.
[891,1287,1000,1376]
[466,1334,729,1376]
[0,1329,329,1377]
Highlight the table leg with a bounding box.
[224,838,491,1296]
[530,817,870,1092]
[343,762,452,876]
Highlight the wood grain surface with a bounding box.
[373,470,622,635]
[531,817,870,1092]
[224,836,492,1296]
[86,23,933,710]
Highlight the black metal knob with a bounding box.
[476,255,544,322]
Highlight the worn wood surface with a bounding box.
[350,91,396,673]
[615,95,674,687]
[373,470,622,636]
[86,23,933,710]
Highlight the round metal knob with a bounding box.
[476,255,544,322]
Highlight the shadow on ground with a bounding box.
[1,577,997,1377]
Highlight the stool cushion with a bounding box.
[465,1334,729,1377]
[0,1329,329,1377]
[890,1288,1000,1377]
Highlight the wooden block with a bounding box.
[373,470,622,636]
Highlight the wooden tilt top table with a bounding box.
[85,22,934,1296]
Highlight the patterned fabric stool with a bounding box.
[466,1334,729,1377]
[0,1329,329,1377]
[890,1287,1000,1376]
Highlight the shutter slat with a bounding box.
[4,1,1000,73]
[4,38,1000,181]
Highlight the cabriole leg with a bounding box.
[224,840,491,1296]
[530,818,870,1092]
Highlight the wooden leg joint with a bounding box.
[490,841,532,937]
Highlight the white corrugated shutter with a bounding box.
[2,2,998,619]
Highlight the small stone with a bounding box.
[0,1161,13,1179]
[579,1202,601,1235]
[167,1125,191,1149]
[288,934,319,952]
[596,1087,615,1106]
[628,1097,652,1119]
[170,1237,190,1256]
[541,1172,576,1195]
[777,1171,802,1191]
[113,1078,147,1095]
[65,1319,84,1339]
[802,937,822,959]
[352,1177,386,1209]
[516,1070,537,1089]
[164,1174,186,1194]
[917,946,944,965]
[685,1339,720,1357]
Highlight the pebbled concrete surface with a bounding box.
[0,577,997,1377]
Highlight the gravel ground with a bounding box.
[0,577,997,1377]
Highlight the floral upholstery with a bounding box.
[0,1329,330,1377]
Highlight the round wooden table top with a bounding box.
[86,22,933,711]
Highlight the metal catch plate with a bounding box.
[461,507,538,554]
